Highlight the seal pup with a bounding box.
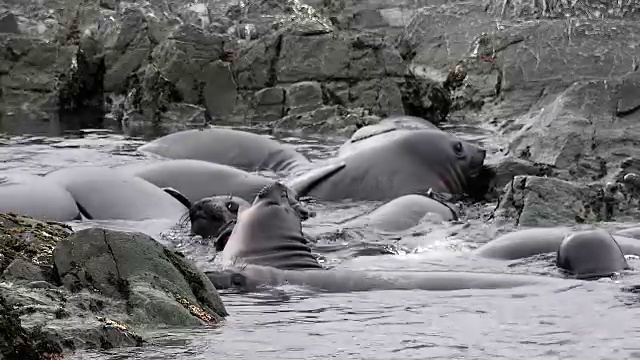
[137,128,311,174]
[208,182,577,292]
[0,173,80,221]
[45,166,187,221]
[289,129,488,202]
[556,229,630,279]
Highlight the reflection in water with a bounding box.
[3,127,640,360]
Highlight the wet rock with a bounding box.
[488,0,640,20]
[54,227,228,325]
[99,7,156,94]
[492,175,638,227]
[0,212,73,277]
[486,156,555,198]
[2,259,45,282]
[508,80,640,183]
[251,86,286,122]
[0,11,19,34]
[151,24,226,104]
[285,81,323,115]
[203,60,238,120]
[0,294,40,360]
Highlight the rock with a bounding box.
[0,11,19,34]
[0,212,73,277]
[54,227,228,326]
[203,60,238,120]
[2,259,45,282]
[0,294,40,360]
[151,24,226,104]
[508,79,640,182]
[251,86,286,122]
[486,156,555,197]
[0,213,229,355]
[492,175,639,227]
[285,81,323,115]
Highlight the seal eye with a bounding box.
[453,141,464,154]
[225,201,239,214]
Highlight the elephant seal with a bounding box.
[209,182,577,292]
[221,182,322,270]
[137,128,310,174]
[188,195,248,242]
[45,166,187,220]
[114,159,276,204]
[556,229,630,279]
[476,227,573,260]
[0,173,80,221]
[289,129,488,202]
[339,194,458,233]
[339,116,439,156]
[477,227,640,260]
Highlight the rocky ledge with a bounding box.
[0,213,227,359]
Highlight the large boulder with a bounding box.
[54,227,228,326]
[492,175,640,227]
[0,214,228,355]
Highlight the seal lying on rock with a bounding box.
[137,128,311,174]
[45,166,188,220]
[0,173,80,221]
[289,129,488,202]
[206,182,578,292]
[338,194,458,233]
[339,115,439,156]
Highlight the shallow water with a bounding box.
[3,126,640,360]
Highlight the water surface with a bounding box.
[2,126,640,360]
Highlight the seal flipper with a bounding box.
[162,187,192,209]
[286,161,346,198]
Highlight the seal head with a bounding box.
[221,182,322,270]
[556,229,630,279]
[189,196,248,244]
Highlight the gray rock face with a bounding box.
[492,175,639,227]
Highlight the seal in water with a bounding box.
[221,182,322,270]
[556,229,630,279]
[208,182,578,292]
[339,194,458,233]
[137,128,311,174]
[288,129,488,202]
[188,195,248,245]
[0,173,80,221]
[338,116,439,156]
[45,166,188,220]
[114,159,315,221]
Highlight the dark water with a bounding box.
[3,125,640,360]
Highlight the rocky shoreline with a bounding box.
[0,213,227,359]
